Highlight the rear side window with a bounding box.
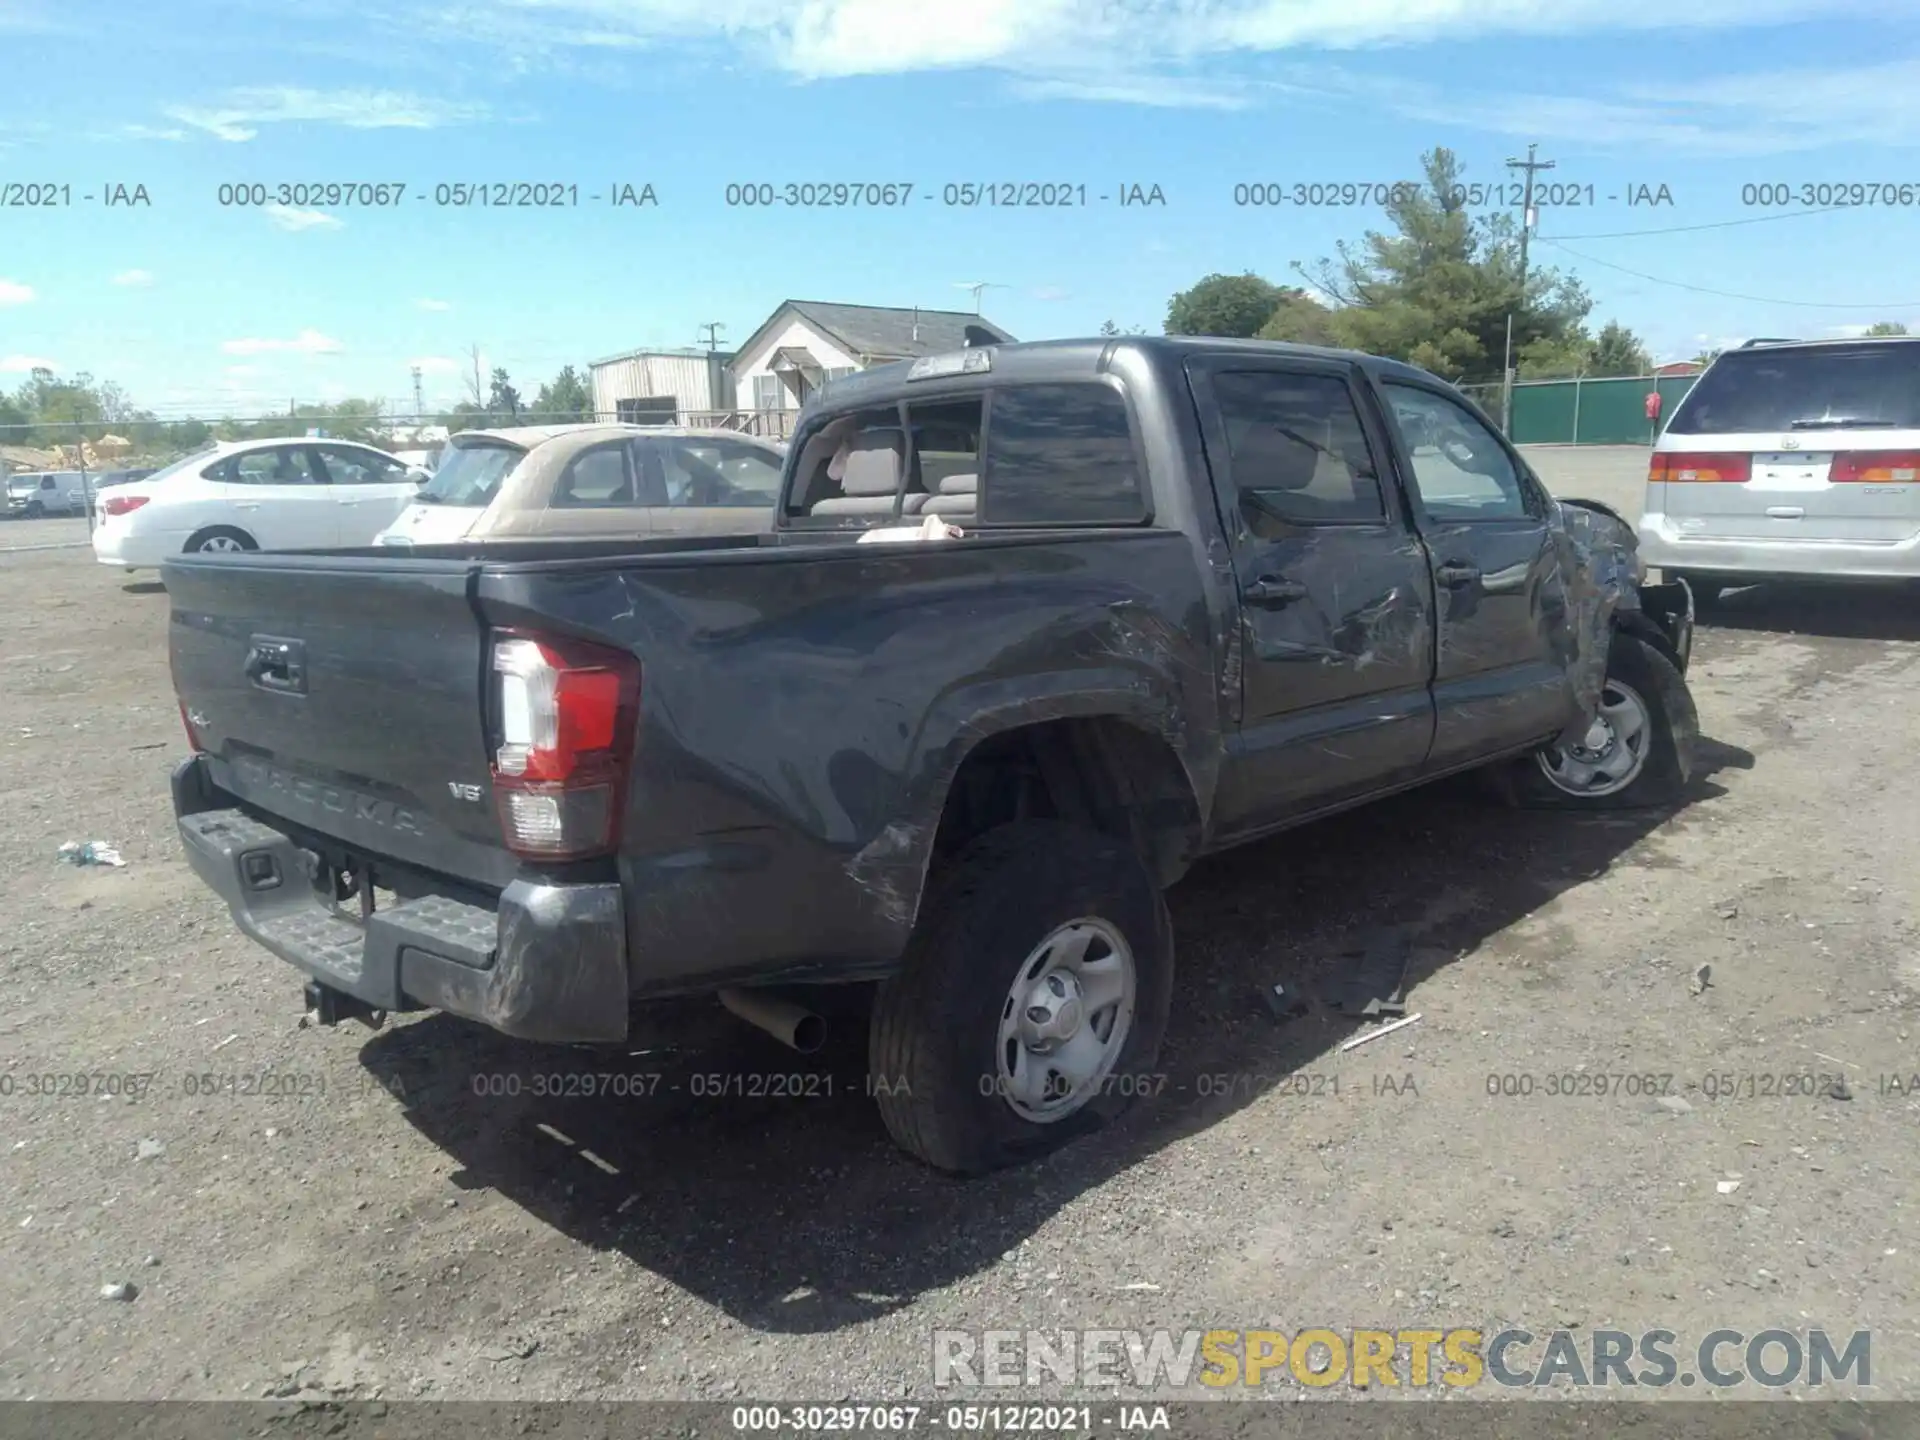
[1669,343,1920,434]
[1210,371,1385,527]
[981,384,1144,524]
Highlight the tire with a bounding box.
[869,820,1175,1176]
[1503,631,1698,810]
[23,501,42,519]
[184,526,257,554]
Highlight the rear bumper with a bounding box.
[173,756,629,1044]
[1639,513,1920,581]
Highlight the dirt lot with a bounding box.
[3,452,1918,1406]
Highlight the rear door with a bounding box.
[513,437,654,540]
[310,444,421,543]
[166,556,511,887]
[214,445,338,549]
[1657,341,1920,544]
[1373,378,1573,769]
[647,434,785,537]
[1186,354,1437,837]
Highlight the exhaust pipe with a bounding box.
[719,988,825,1054]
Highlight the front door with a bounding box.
[308,444,421,544]
[1373,379,1570,769]
[1188,357,1438,839]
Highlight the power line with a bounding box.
[1541,207,1855,241]
[1536,237,1920,309]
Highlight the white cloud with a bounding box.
[220,330,343,357]
[165,87,489,142]
[415,298,453,312]
[265,203,344,232]
[1301,56,1920,155]
[111,269,154,288]
[113,123,188,142]
[0,278,34,306]
[1,355,60,373]
[224,364,262,378]
[1031,286,1070,302]
[409,356,462,374]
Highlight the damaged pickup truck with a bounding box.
[164,336,1695,1175]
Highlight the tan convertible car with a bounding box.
[373,424,788,546]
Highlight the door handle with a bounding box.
[1244,575,1309,606]
[1435,561,1481,588]
[244,636,306,694]
[234,501,260,510]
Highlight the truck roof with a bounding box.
[809,335,1447,414]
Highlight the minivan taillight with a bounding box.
[1830,451,1920,483]
[1649,452,1752,484]
[487,631,641,860]
[102,494,150,517]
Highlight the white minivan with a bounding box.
[1639,336,1920,604]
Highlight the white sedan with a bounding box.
[92,437,428,571]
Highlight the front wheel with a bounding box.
[868,820,1174,1175]
[1504,631,1697,809]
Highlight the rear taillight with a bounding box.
[1830,451,1920,483]
[487,631,641,860]
[102,494,149,517]
[1649,452,1752,484]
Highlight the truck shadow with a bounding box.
[1702,581,1920,642]
[357,741,1751,1336]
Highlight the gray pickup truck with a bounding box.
[165,336,1696,1174]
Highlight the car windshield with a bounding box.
[416,440,525,507]
[1667,342,1920,435]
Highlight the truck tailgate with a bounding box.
[166,556,512,890]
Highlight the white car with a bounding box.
[92,437,429,571]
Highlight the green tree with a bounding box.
[1100,319,1120,336]
[532,364,593,423]
[1586,320,1653,378]
[1299,147,1594,383]
[1165,273,1291,338]
[1255,291,1343,347]
[1692,347,1723,367]
[1865,321,1910,336]
[438,402,492,434]
[487,368,522,421]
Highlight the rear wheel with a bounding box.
[23,500,43,519]
[184,526,257,554]
[869,820,1174,1175]
[1503,631,1697,810]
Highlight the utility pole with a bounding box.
[467,345,485,408]
[410,365,424,422]
[1502,144,1555,433]
[699,322,726,352]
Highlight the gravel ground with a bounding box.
[3,461,1918,1407]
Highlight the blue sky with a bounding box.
[3,0,1919,418]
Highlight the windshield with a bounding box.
[1668,342,1920,435]
[417,440,526,507]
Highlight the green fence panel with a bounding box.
[1510,382,1576,444]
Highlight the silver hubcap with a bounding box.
[198,535,243,552]
[995,918,1136,1124]
[1536,679,1652,797]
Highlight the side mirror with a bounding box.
[407,467,433,484]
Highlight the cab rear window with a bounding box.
[1669,343,1920,435]
[785,382,1145,527]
